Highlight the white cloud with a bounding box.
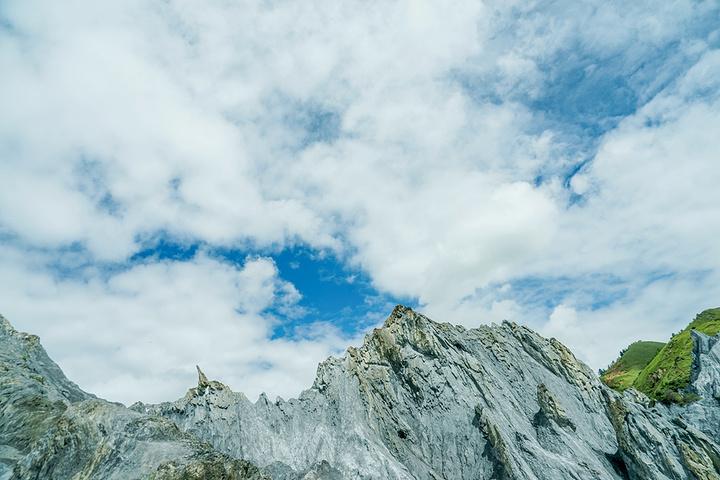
[541,305,585,353]
[560,55,720,276]
[0,0,718,402]
[0,250,347,405]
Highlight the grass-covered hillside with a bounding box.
[600,341,666,392]
[632,307,720,400]
[601,307,720,403]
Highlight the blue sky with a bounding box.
[0,0,719,405]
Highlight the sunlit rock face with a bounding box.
[134,306,720,480]
[3,306,720,480]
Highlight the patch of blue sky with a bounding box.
[544,156,592,193]
[268,247,416,339]
[131,233,201,263]
[0,226,108,283]
[96,193,122,217]
[256,91,343,153]
[454,55,640,131]
[40,237,189,283]
[72,155,124,218]
[502,273,630,313]
[115,231,411,339]
[455,18,716,178]
[299,106,342,147]
[530,63,638,135]
[451,60,631,193]
[147,242,412,339]
[39,242,97,282]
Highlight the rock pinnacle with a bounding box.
[196,365,209,390]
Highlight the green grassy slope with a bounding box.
[632,307,720,400]
[600,340,666,392]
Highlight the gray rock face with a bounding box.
[657,329,720,451]
[606,389,720,480]
[4,306,720,479]
[689,330,720,400]
[135,306,720,479]
[0,314,269,480]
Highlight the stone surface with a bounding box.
[0,314,269,480]
[660,329,720,449]
[136,306,720,479]
[4,306,720,479]
[606,389,720,480]
[689,329,720,400]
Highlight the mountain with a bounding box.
[0,314,269,480]
[600,307,720,406]
[3,306,720,479]
[633,308,720,400]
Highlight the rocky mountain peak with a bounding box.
[4,308,720,479]
[382,304,415,327]
[197,364,210,389]
[0,314,40,351]
[0,314,271,480]
[367,305,471,364]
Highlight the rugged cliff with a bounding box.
[3,306,720,479]
[136,306,720,480]
[0,314,269,480]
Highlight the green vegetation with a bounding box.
[656,390,702,406]
[600,308,720,404]
[600,341,666,392]
[633,308,720,400]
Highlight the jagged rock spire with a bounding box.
[196,365,210,390]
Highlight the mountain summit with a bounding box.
[3,306,720,479]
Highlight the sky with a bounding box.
[0,0,719,406]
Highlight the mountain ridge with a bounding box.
[3,306,720,479]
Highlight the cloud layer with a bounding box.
[0,0,718,403]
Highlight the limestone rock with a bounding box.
[689,329,720,400]
[4,306,720,479]
[139,306,691,479]
[0,314,269,480]
[197,364,210,390]
[535,383,576,430]
[658,329,720,448]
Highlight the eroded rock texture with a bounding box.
[135,306,720,479]
[0,315,268,480]
[3,306,720,479]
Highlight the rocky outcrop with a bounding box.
[0,314,269,480]
[689,330,720,400]
[605,388,720,479]
[4,306,720,479]
[655,329,720,452]
[135,306,720,480]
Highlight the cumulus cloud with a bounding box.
[0,0,718,402]
[0,249,350,405]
